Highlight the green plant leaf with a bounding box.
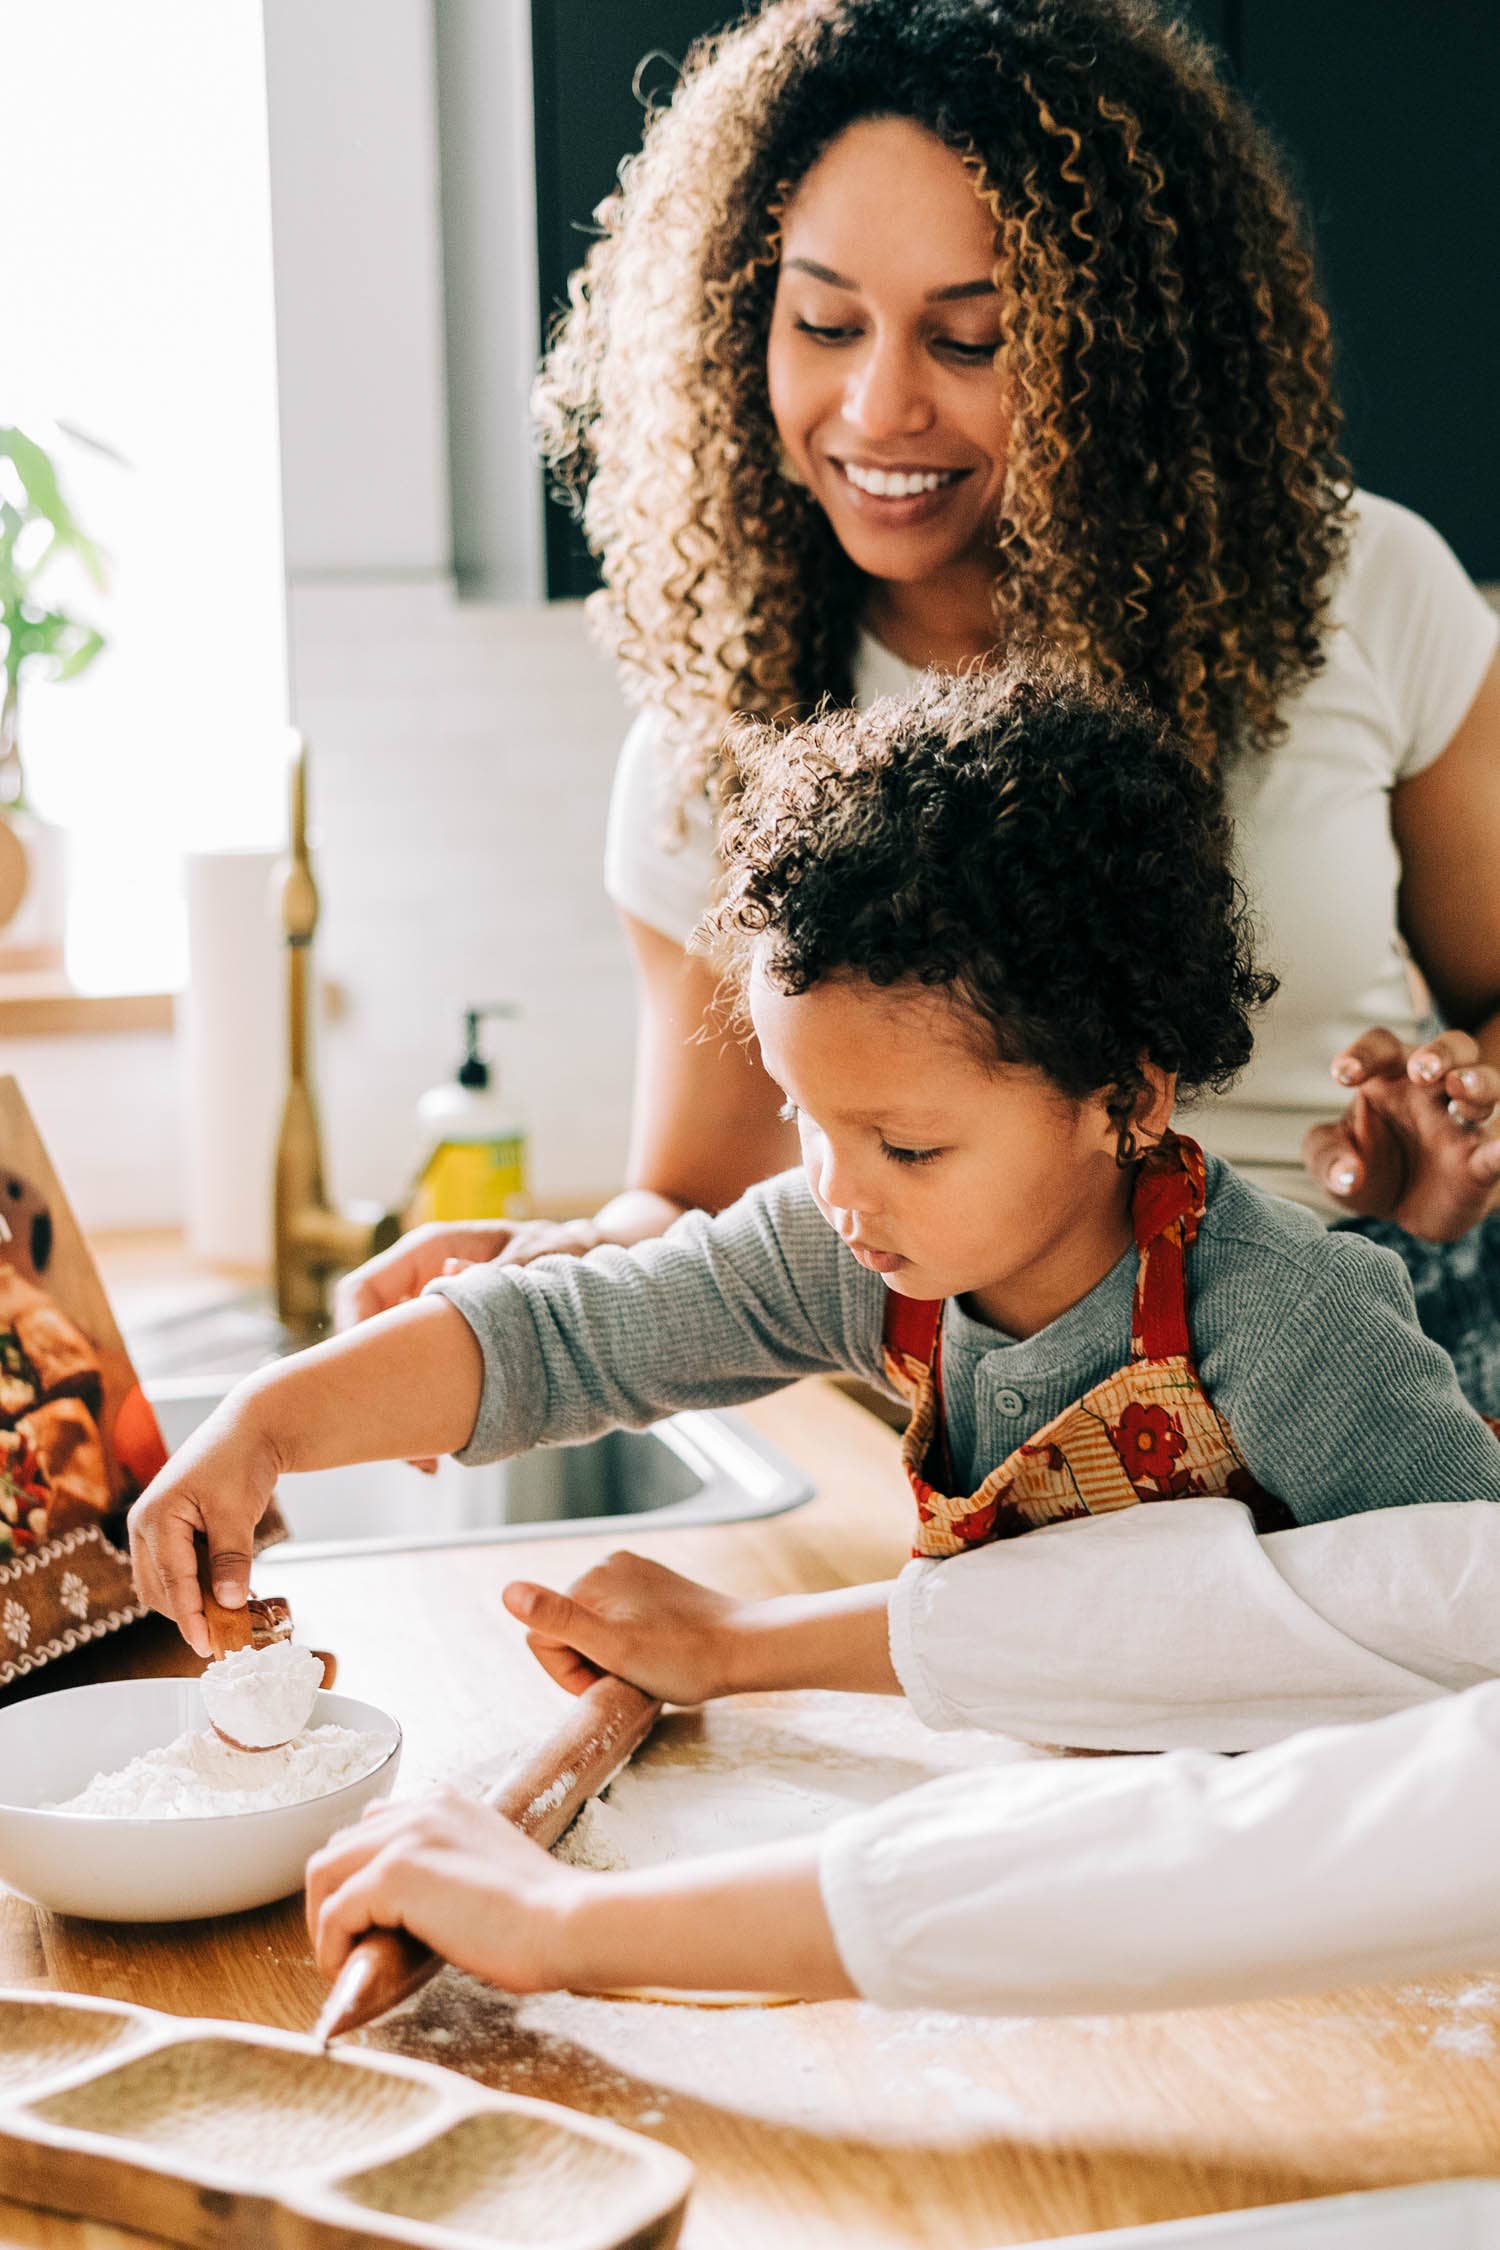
[0,427,110,587]
[0,428,81,543]
[51,624,104,682]
[0,425,113,776]
[71,529,107,590]
[21,610,75,652]
[0,501,26,576]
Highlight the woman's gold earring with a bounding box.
[776,442,809,489]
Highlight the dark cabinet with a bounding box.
[1233,1,1498,580]
[530,3,743,598]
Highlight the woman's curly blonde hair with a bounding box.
[534,0,1352,812]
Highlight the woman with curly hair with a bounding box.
[346,0,1500,1403]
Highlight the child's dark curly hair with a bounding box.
[706,662,1278,1156]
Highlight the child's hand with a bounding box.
[305,1786,581,1992]
[128,1392,282,1658]
[305,1782,854,2005]
[503,1552,747,1704]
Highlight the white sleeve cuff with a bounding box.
[820,1683,1500,2016]
[884,1499,1493,1752]
[886,1558,964,1730]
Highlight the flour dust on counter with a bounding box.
[372,1954,1058,2149]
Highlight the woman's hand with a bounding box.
[128,1392,282,1657]
[305,1785,584,1991]
[334,1218,605,1331]
[1303,1027,1500,1239]
[504,1552,749,1704]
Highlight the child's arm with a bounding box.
[430,1167,883,1465]
[132,1171,885,1658]
[129,1297,482,1655]
[304,1787,855,2000]
[502,1552,900,1702]
[306,1676,1500,2015]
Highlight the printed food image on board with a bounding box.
[0,1074,293,1691]
[0,1077,166,1565]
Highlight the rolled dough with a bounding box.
[553,1692,1038,2007]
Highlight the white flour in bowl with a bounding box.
[48,1723,388,1819]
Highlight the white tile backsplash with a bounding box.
[287,582,638,1221]
[9,584,642,1242]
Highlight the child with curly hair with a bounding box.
[133,665,1500,2008]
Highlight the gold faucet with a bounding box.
[273,736,400,1333]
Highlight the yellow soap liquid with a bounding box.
[416,1135,529,1222]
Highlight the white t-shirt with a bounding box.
[604,491,1498,1208]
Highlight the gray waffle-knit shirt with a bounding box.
[429,1156,1500,1525]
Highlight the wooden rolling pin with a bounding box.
[313,1675,663,2044]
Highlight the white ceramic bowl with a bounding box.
[0,1680,400,1921]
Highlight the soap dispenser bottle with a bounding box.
[414,1006,530,1223]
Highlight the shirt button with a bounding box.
[995,1386,1026,1416]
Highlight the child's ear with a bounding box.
[1132,1064,1177,1146]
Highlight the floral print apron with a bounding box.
[883,1132,1294,1560]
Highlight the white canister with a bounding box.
[180,848,282,1266]
[0,812,69,966]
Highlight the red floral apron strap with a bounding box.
[882,1289,954,1488]
[1130,1133,1209,1363]
[883,1291,943,1367]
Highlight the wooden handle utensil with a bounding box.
[202,1588,294,1661]
[313,1675,663,2044]
[196,1538,296,1661]
[197,1559,337,1750]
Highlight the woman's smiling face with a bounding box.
[768,115,1009,589]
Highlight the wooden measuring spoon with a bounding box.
[199,1559,336,1751]
[202,1586,293,1662]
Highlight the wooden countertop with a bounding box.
[3,1378,1499,2249]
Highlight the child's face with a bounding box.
[750,960,1133,1325]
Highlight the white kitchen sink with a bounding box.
[144,1375,812,1560]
